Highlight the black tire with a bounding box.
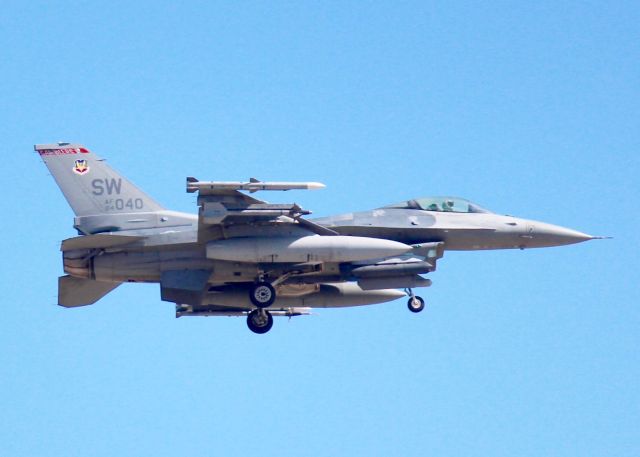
[249,281,276,308]
[407,296,425,313]
[247,309,274,334]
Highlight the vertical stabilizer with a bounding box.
[35,143,164,217]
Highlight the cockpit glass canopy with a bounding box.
[383,197,492,214]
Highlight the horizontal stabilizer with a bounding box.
[58,275,121,307]
[61,234,145,251]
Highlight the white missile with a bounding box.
[187,177,325,193]
[206,235,412,263]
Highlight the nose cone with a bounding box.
[528,221,595,248]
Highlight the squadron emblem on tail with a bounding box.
[73,159,89,175]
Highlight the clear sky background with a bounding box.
[1,1,638,456]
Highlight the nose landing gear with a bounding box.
[405,288,425,313]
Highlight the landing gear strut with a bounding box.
[247,309,273,334]
[405,288,425,313]
[249,281,276,308]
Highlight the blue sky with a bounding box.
[1,1,638,456]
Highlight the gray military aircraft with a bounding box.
[36,143,602,333]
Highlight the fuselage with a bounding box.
[64,201,594,285]
[312,205,594,251]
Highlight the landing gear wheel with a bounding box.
[407,296,425,313]
[249,281,276,308]
[247,309,273,334]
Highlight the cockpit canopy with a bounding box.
[383,197,492,214]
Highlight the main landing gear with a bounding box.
[248,271,296,308]
[247,309,273,334]
[247,277,276,334]
[405,288,425,313]
[249,281,276,308]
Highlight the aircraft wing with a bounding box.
[187,177,336,237]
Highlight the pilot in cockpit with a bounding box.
[442,200,455,212]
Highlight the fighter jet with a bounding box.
[36,143,602,334]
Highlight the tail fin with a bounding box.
[35,143,164,217]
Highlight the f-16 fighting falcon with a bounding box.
[36,143,603,334]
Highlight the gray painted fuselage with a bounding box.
[312,208,594,250]
[76,204,594,288]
